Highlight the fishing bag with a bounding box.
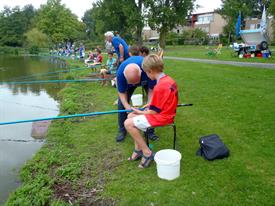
[196,134,230,161]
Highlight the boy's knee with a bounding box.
[127,113,136,119]
[124,118,133,129]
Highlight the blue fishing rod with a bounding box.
[0,104,193,126]
[7,67,89,82]
[19,72,99,81]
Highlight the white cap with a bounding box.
[104,31,114,37]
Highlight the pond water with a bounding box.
[0,56,65,204]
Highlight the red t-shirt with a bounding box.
[145,75,178,127]
[96,54,103,63]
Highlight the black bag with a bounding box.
[196,134,230,161]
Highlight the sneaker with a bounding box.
[116,132,126,142]
[147,132,159,141]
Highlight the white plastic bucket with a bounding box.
[131,94,143,106]
[154,149,182,181]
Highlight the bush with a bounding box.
[0,46,24,55]
[165,29,210,46]
[29,46,39,55]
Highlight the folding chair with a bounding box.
[207,44,223,56]
[145,123,177,149]
[143,104,192,150]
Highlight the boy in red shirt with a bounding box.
[88,49,103,70]
[124,54,178,168]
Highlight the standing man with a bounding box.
[115,55,159,142]
[104,31,129,65]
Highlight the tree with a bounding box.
[250,0,271,18]
[24,28,49,48]
[35,0,84,44]
[83,0,144,45]
[0,5,36,46]
[270,0,275,41]
[125,0,144,46]
[144,0,194,48]
[82,8,98,41]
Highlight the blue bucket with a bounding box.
[262,53,269,58]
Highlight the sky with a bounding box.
[0,0,222,19]
[195,0,222,13]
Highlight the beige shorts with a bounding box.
[133,115,151,132]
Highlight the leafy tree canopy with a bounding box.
[144,0,194,48]
[0,5,35,46]
[24,28,49,48]
[35,0,85,44]
[84,0,144,44]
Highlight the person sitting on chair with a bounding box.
[124,54,178,168]
[100,52,117,85]
[88,49,103,70]
[85,51,95,65]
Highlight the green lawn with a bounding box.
[6,58,275,205]
[164,45,275,64]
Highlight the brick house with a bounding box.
[190,12,227,38]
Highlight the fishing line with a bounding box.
[7,67,89,82]
[0,99,59,111]
[1,78,111,86]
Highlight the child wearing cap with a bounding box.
[124,54,178,168]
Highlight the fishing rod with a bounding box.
[20,73,64,81]
[0,78,110,86]
[0,104,193,126]
[7,67,89,82]
[0,139,44,143]
[21,72,99,81]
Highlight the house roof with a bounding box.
[192,11,215,16]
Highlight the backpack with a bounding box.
[196,134,230,161]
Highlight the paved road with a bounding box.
[164,56,275,70]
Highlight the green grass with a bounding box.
[5,57,275,205]
[164,45,275,64]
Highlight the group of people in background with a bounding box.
[50,43,86,59]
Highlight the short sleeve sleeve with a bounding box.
[117,71,127,93]
[148,79,156,89]
[112,38,120,51]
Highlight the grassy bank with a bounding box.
[165,45,275,63]
[6,57,275,205]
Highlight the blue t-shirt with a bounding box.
[112,37,129,60]
[106,57,116,70]
[116,56,156,93]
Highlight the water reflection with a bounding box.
[0,55,64,204]
[0,56,67,99]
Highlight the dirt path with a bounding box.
[164,56,275,69]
